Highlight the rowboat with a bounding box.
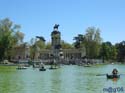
[84,65,91,67]
[39,68,46,71]
[49,67,58,70]
[106,74,120,79]
[16,66,28,70]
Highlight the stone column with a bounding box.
[51,24,61,62]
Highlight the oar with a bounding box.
[120,74,125,75]
[96,74,125,76]
[96,74,107,76]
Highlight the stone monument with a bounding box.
[51,24,61,59]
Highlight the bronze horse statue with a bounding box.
[54,24,59,29]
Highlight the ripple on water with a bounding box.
[0,64,125,93]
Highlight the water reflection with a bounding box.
[49,69,62,93]
[0,64,125,93]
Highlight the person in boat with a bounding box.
[112,68,118,75]
[39,62,45,69]
[41,66,44,69]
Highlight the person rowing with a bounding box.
[96,68,120,79]
[112,68,118,75]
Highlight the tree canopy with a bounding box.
[0,18,24,61]
[115,41,125,62]
[73,27,102,59]
[61,40,73,49]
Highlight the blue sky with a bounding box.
[0,0,125,44]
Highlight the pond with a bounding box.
[0,64,125,93]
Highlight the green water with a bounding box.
[0,64,125,93]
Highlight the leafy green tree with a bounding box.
[73,34,84,49]
[73,27,102,59]
[35,40,45,49]
[0,18,23,61]
[61,40,73,49]
[30,36,46,59]
[99,42,117,62]
[35,36,45,49]
[83,27,102,58]
[15,30,24,45]
[115,41,125,62]
[100,42,111,62]
[45,42,51,49]
[29,38,37,60]
[110,46,117,60]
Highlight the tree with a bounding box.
[83,27,102,58]
[0,18,23,61]
[45,42,51,49]
[73,34,84,49]
[115,41,125,62]
[99,42,117,62]
[100,42,111,62]
[35,36,46,49]
[29,36,46,60]
[110,46,117,60]
[29,38,37,60]
[73,27,102,59]
[15,31,24,45]
[61,40,73,49]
